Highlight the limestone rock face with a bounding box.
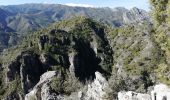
[4,51,46,95]
[90,34,98,54]
[151,84,170,100]
[68,39,101,80]
[40,53,50,65]
[6,60,20,82]
[41,83,59,100]
[25,89,37,100]
[25,71,58,100]
[123,7,149,24]
[20,53,44,94]
[118,84,170,100]
[84,72,109,100]
[38,35,49,51]
[69,52,79,77]
[38,71,57,85]
[118,91,151,100]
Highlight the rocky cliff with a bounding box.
[0,17,114,100]
[0,17,169,100]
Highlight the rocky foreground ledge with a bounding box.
[118,84,170,100]
[25,71,109,100]
[25,71,170,100]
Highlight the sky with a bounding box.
[0,0,150,11]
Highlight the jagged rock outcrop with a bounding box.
[90,34,98,54]
[83,72,109,100]
[68,39,102,80]
[0,17,159,100]
[3,51,47,100]
[69,52,79,77]
[20,53,45,94]
[7,17,113,99]
[25,71,109,100]
[38,71,57,85]
[25,71,58,100]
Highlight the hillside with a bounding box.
[0,0,169,100]
[0,17,112,99]
[0,16,165,100]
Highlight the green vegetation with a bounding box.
[0,1,170,98]
[0,4,151,55]
[155,63,170,85]
[50,70,83,95]
[0,17,115,98]
[0,74,22,99]
[150,0,169,26]
[108,24,159,76]
[149,0,170,85]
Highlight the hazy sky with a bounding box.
[0,0,150,10]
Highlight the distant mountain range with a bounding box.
[0,4,150,51]
[0,4,150,33]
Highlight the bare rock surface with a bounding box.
[83,72,109,100]
[151,84,170,100]
[118,91,151,100]
[118,84,170,100]
[25,71,58,100]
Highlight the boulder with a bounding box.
[118,91,151,100]
[118,84,170,100]
[38,71,57,85]
[84,72,109,100]
[151,84,170,100]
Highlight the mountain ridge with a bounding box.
[0,1,170,100]
[0,4,150,52]
[0,3,150,34]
